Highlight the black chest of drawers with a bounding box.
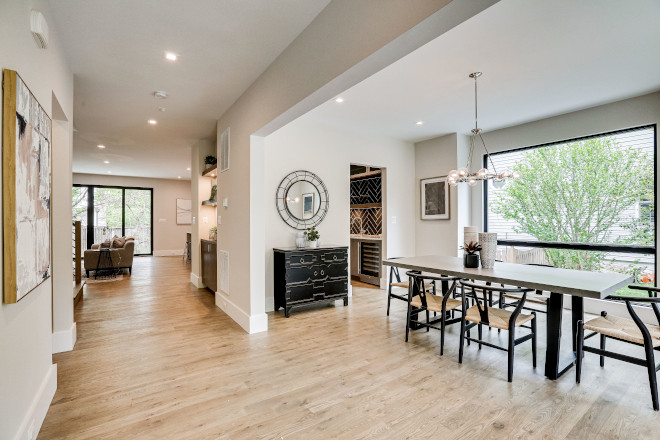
[273,245,349,317]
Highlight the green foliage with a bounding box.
[304,226,320,241]
[491,137,652,271]
[460,241,482,255]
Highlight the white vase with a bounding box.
[478,232,497,269]
[309,240,318,248]
[295,232,306,248]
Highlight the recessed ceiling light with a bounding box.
[154,91,168,99]
[107,171,112,174]
[148,119,157,125]
[165,52,177,61]
[416,121,424,126]
[97,144,106,149]
[186,167,191,171]
[103,160,110,164]
[158,107,166,112]
[335,97,344,103]
[177,176,182,179]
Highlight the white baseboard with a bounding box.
[215,290,268,334]
[190,272,205,288]
[52,322,77,354]
[153,249,183,257]
[14,364,57,440]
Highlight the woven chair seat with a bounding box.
[465,305,534,330]
[584,314,660,347]
[502,292,549,305]
[391,281,409,288]
[411,294,461,313]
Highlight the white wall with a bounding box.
[214,0,496,332]
[264,116,416,311]
[72,174,192,255]
[0,1,74,439]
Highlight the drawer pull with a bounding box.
[314,271,318,276]
[300,258,304,263]
[321,270,325,276]
[333,255,337,260]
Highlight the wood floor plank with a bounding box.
[39,257,660,439]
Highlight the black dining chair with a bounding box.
[387,260,411,316]
[576,285,660,411]
[499,263,552,314]
[458,280,538,382]
[405,271,463,355]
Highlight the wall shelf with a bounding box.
[201,200,217,207]
[202,165,217,178]
[350,203,382,209]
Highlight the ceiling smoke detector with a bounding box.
[30,10,49,49]
[154,91,168,99]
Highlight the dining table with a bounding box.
[382,255,632,380]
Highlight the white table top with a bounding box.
[383,255,632,299]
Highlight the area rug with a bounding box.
[84,274,125,284]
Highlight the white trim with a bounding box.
[215,290,268,334]
[190,272,205,288]
[153,249,183,257]
[348,284,353,297]
[13,364,57,440]
[52,321,77,354]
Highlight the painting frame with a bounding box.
[421,176,449,220]
[176,198,192,225]
[302,192,314,219]
[3,69,52,303]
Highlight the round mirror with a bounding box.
[276,170,329,229]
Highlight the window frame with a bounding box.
[483,124,657,280]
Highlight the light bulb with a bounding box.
[492,179,506,189]
[468,178,478,186]
[512,170,521,179]
[448,169,458,178]
[502,169,513,178]
[477,168,487,177]
[449,180,458,187]
[458,167,468,177]
[294,197,300,203]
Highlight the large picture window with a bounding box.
[72,185,153,255]
[485,125,656,296]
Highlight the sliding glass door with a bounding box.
[73,185,153,255]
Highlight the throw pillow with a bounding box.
[111,236,126,248]
[100,240,111,248]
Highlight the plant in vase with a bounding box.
[209,184,217,201]
[204,155,217,170]
[460,241,482,268]
[304,226,320,248]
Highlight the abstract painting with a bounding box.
[421,176,449,220]
[3,70,51,303]
[176,198,192,225]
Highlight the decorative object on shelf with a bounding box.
[421,176,449,220]
[448,72,521,188]
[305,226,320,248]
[176,198,192,225]
[295,231,306,249]
[478,232,497,269]
[209,184,217,201]
[209,226,217,241]
[276,170,329,230]
[3,69,51,304]
[204,155,217,170]
[460,241,482,268]
[464,226,478,245]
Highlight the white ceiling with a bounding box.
[47,0,331,179]
[305,0,660,142]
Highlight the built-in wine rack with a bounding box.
[360,241,381,280]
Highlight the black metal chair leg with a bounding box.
[440,307,446,356]
[405,282,413,342]
[645,346,659,411]
[576,320,584,384]
[600,335,606,367]
[387,288,392,316]
[531,312,537,368]
[458,305,466,363]
[478,324,483,349]
[508,328,515,382]
[426,309,430,332]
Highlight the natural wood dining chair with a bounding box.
[576,285,660,411]
[458,280,538,382]
[405,271,463,355]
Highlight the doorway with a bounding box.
[73,184,153,255]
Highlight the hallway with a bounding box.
[41,257,660,439]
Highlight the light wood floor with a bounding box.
[40,257,660,439]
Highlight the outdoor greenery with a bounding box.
[492,137,653,281]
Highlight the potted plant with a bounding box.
[209,184,217,201]
[460,241,482,268]
[204,155,217,170]
[304,226,320,248]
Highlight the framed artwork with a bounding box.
[3,69,52,303]
[302,192,314,219]
[176,198,192,225]
[421,176,449,220]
